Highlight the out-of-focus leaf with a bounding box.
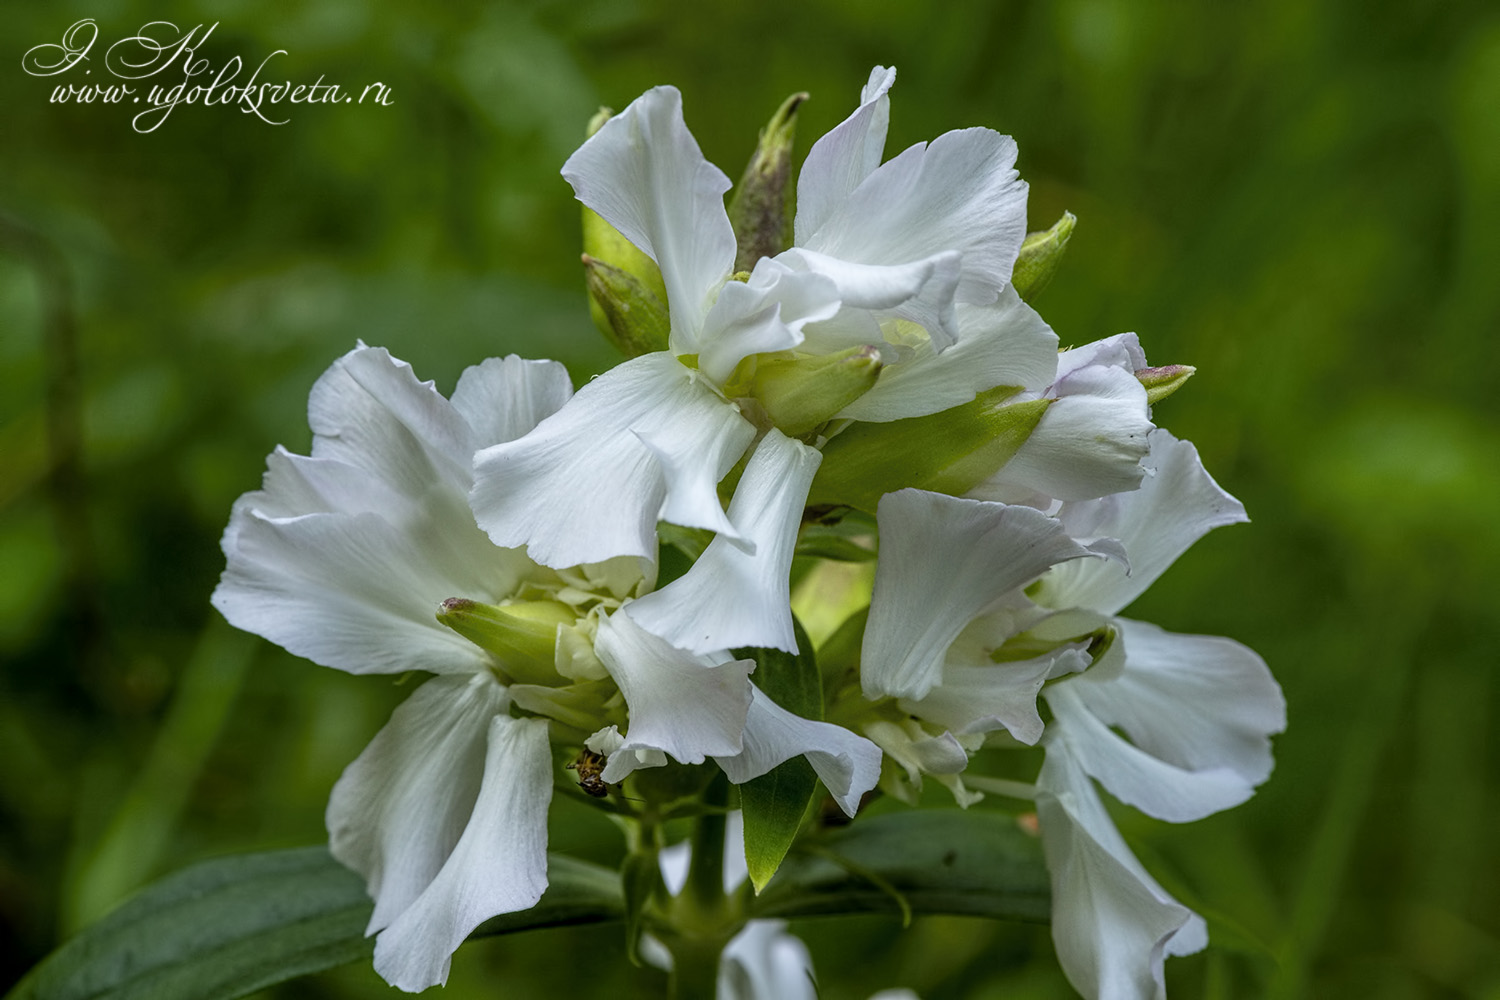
[751,810,1049,923]
[8,848,624,1000]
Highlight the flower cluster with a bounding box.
[214,66,1282,998]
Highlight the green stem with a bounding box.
[685,772,729,910]
[664,772,736,1000]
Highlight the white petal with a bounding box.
[1057,332,1148,379]
[1044,670,1255,823]
[371,714,552,991]
[795,66,896,243]
[450,355,574,449]
[716,686,883,817]
[593,611,754,781]
[470,353,756,567]
[1035,742,1203,1000]
[1039,430,1248,615]
[838,290,1059,422]
[698,259,842,384]
[777,246,962,351]
[719,920,819,1000]
[800,128,1028,306]
[904,647,1087,746]
[1067,619,1285,786]
[627,430,821,653]
[327,673,508,935]
[971,364,1152,505]
[862,491,1091,700]
[561,86,735,352]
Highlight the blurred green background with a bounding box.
[3,1,1498,997]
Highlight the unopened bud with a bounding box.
[751,345,883,437]
[1134,365,1195,405]
[583,255,670,357]
[728,92,807,272]
[1012,211,1076,301]
[437,598,573,686]
[808,387,1052,511]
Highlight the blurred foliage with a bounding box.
[3,0,1499,997]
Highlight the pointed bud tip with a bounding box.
[1135,364,1196,405]
[1012,211,1077,302]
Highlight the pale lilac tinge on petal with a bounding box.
[794,65,897,243]
[838,290,1059,422]
[1068,619,1284,786]
[697,259,842,384]
[627,429,821,654]
[561,86,735,351]
[715,686,883,818]
[213,507,513,676]
[801,128,1028,306]
[371,714,552,992]
[970,364,1152,506]
[307,345,477,499]
[778,246,961,351]
[1044,679,1255,823]
[862,490,1092,701]
[593,611,755,781]
[1056,332,1149,381]
[1035,742,1202,1000]
[450,354,574,451]
[1040,430,1247,616]
[470,353,756,568]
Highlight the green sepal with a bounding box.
[583,254,670,358]
[733,619,823,893]
[5,848,624,1000]
[620,847,664,966]
[436,597,570,686]
[1135,364,1196,405]
[728,91,806,272]
[808,388,1052,512]
[1012,211,1076,301]
[750,346,884,437]
[750,809,1049,923]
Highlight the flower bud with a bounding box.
[583,254,670,357]
[728,92,807,272]
[750,345,883,437]
[808,387,1052,511]
[437,597,573,686]
[1134,364,1196,405]
[1012,211,1076,301]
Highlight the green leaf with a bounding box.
[750,809,1050,923]
[8,848,624,1000]
[734,619,823,892]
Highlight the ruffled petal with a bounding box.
[449,355,574,450]
[777,247,961,350]
[1039,431,1248,615]
[838,290,1059,422]
[1035,742,1203,1000]
[862,490,1092,700]
[698,258,842,384]
[627,429,821,653]
[715,685,883,817]
[903,646,1088,746]
[326,673,508,935]
[1067,619,1285,786]
[799,127,1028,307]
[970,363,1152,506]
[561,86,736,352]
[470,353,757,567]
[593,611,755,781]
[794,66,896,243]
[371,714,552,991]
[1044,655,1256,823]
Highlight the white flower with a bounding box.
[471,66,1047,657]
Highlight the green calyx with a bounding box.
[808,387,1052,512]
[728,91,806,272]
[1134,364,1196,405]
[437,598,574,686]
[1012,211,1076,301]
[750,346,884,437]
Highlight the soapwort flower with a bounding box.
[469,66,1063,657]
[212,345,879,991]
